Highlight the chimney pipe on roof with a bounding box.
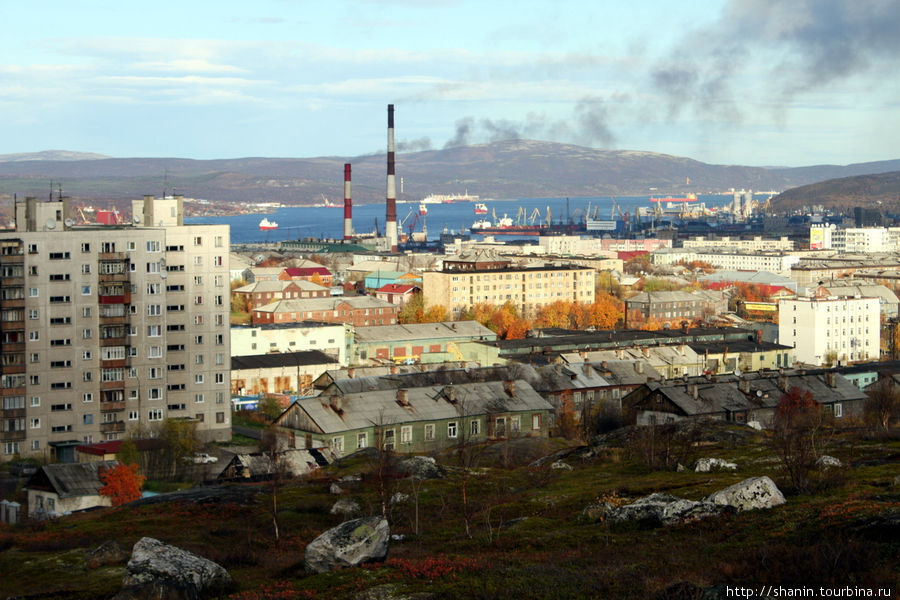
[503,380,516,397]
[343,163,353,240]
[635,361,644,374]
[385,104,398,252]
[397,389,409,406]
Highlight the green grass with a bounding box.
[1,429,897,599]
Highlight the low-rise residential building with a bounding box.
[652,247,801,275]
[353,321,498,365]
[626,370,866,428]
[274,380,553,456]
[231,351,340,397]
[423,249,595,319]
[364,271,421,289]
[374,283,420,306]
[778,292,880,365]
[231,322,351,365]
[279,267,333,286]
[791,255,900,288]
[251,296,399,327]
[625,290,727,328]
[821,282,900,319]
[24,461,118,518]
[233,280,330,309]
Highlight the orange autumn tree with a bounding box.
[465,301,532,340]
[99,462,146,506]
[534,300,572,329]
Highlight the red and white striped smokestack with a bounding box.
[343,163,353,240]
[385,104,398,252]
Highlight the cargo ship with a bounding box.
[259,218,278,231]
[418,203,428,216]
[473,202,488,214]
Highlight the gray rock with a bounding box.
[693,458,738,472]
[605,493,681,525]
[85,540,128,570]
[340,475,362,484]
[355,584,435,600]
[550,461,573,470]
[676,463,685,472]
[330,498,361,517]
[304,517,390,573]
[661,499,732,525]
[893,475,900,488]
[704,476,785,512]
[390,492,409,505]
[114,537,232,600]
[397,456,444,479]
[330,483,344,495]
[816,455,843,469]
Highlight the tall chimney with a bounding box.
[385,104,398,252]
[343,163,353,239]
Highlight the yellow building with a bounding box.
[423,250,595,318]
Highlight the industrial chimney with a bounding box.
[343,163,353,240]
[385,104,398,252]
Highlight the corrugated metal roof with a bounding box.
[232,351,339,370]
[28,460,119,498]
[355,321,496,343]
[292,379,552,434]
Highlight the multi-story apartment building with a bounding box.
[422,249,596,319]
[651,248,801,276]
[681,235,794,252]
[0,196,230,461]
[778,292,879,366]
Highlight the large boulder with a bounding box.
[397,456,444,480]
[816,455,843,469]
[304,517,390,573]
[693,458,738,473]
[660,499,732,525]
[604,493,681,525]
[113,537,232,600]
[704,476,785,512]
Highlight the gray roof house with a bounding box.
[626,369,866,428]
[24,460,119,518]
[275,379,553,456]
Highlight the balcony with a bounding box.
[99,252,127,261]
[100,421,126,434]
[0,408,25,418]
[99,293,131,305]
[98,272,129,283]
[0,430,25,441]
[100,336,128,347]
[100,401,126,412]
[0,298,25,309]
[100,380,126,390]
[0,343,25,354]
[0,387,26,396]
[0,255,24,265]
[0,320,25,331]
[0,277,24,287]
[0,364,25,375]
[100,359,128,369]
[98,315,127,325]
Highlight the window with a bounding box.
[3,442,20,455]
[215,334,224,345]
[149,388,162,400]
[81,285,91,295]
[400,426,412,444]
[28,309,38,320]
[834,403,843,418]
[194,335,203,344]
[332,436,344,454]
[148,409,163,421]
[29,287,38,297]
[81,243,90,252]
[147,305,161,316]
[216,412,225,424]
[149,367,162,379]
[30,418,40,429]
[194,393,204,403]
[82,328,92,339]
[215,372,224,384]
[532,414,542,430]
[357,432,368,449]
[147,325,161,337]
[148,346,162,358]
[50,338,71,346]
[128,411,138,421]
[30,396,40,407]
[470,419,480,436]
[195,354,204,365]
[48,251,70,260]
[194,374,204,384]
[383,428,396,451]
[147,283,161,295]
[49,295,71,303]
[510,416,520,433]
[29,353,39,363]
[29,331,39,341]
[447,421,458,438]
[49,273,70,281]
[51,403,73,411]
[29,374,39,385]
[82,371,92,382]
[83,307,92,317]
[83,393,93,402]
[49,317,71,326]
[83,414,94,425]
[146,262,160,274]
[146,241,161,252]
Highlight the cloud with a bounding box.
[396,137,433,152]
[649,0,900,122]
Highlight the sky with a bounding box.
[1,0,898,166]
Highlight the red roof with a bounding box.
[284,267,331,277]
[76,440,123,456]
[617,250,649,261]
[376,284,418,294]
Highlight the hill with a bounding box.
[1,425,897,599]
[1,141,899,207]
[770,170,900,212]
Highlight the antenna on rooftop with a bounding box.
[163,168,169,199]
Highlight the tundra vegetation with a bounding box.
[0,421,896,599]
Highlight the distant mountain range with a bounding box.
[1,141,898,208]
[769,170,900,212]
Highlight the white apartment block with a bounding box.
[231,322,351,365]
[535,236,617,257]
[778,295,879,366]
[651,248,801,275]
[0,196,230,461]
[682,236,794,252]
[811,224,900,253]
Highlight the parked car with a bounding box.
[184,453,218,464]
